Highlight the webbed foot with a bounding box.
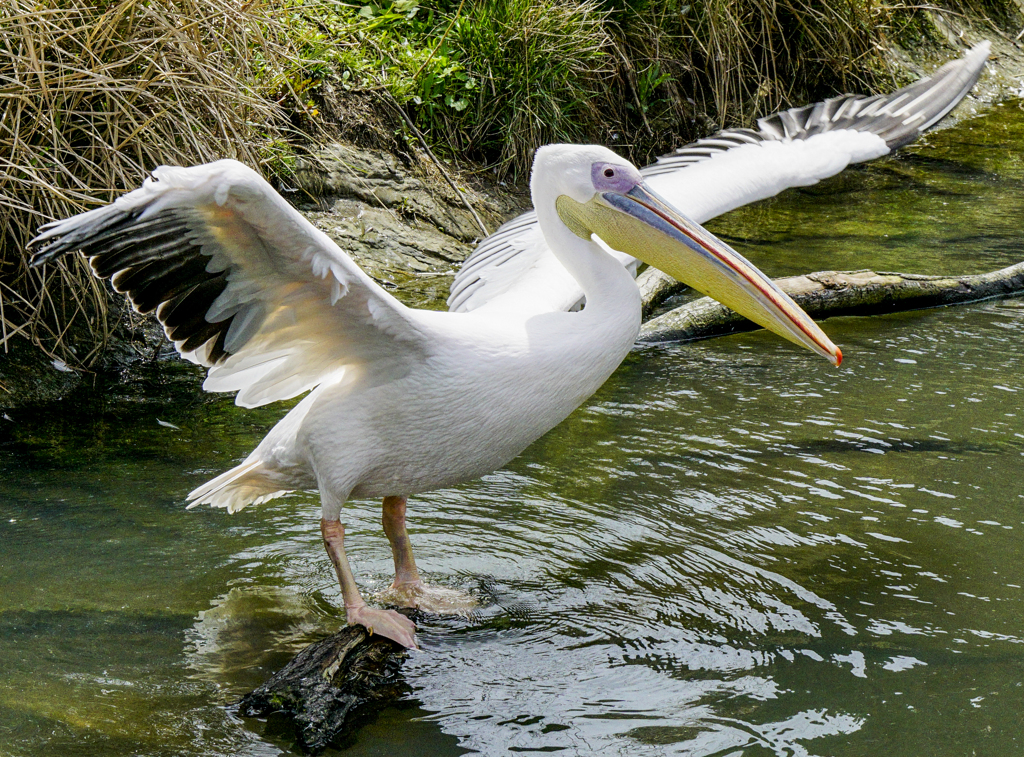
[346,604,418,649]
[376,580,477,616]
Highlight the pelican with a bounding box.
[28,42,987,649]
[31,145,839,648]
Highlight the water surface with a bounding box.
[3,102,1024,756]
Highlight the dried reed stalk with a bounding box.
[0,0,308,367]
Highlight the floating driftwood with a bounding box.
[638,262,1024,343]
[238,609,418,754]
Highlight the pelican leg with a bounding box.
[382,496,423,592]
[378,497,477,615]
[320,518,417,649]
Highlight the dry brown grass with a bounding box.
[683,0,885,128]
[592,0,904,167]
[0,0,309,368]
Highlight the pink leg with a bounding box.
[377,499,477,615]
[320,518,417,649]
[382,496,423,591]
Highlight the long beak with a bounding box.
[557,183,841,366]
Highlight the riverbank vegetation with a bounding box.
[1,0,1022,375]
[292,0,1020,175]
[1,0,313,369]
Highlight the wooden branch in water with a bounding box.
[238,610,418,754]
[638,262,1024,343]
[637,267,689,321]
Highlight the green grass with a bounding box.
[288,0,1022,176]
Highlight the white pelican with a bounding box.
[449,41,990,316]
[31,145,839,648]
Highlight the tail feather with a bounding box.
[187,459,289,513]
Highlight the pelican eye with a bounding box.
[592,160,641,193]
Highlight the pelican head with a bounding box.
[535,144,841,366]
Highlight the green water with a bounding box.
[3,103,1024,756]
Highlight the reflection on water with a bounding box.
[3,103,1024,756]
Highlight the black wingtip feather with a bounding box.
[178,318,232,353]
[159,277,229,331]
[122,255,221,315]
[33,198,246,366]
[751,43,988,153]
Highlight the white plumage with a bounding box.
[32,144,840,648]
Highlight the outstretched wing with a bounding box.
[31,160,430,408]
[448,41,990,315]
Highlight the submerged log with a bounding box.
[639,262,1024,343]
[238,609,418,754]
